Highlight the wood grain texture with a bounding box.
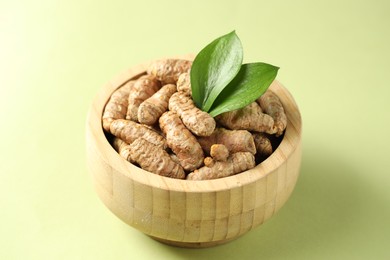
[86,57,302,248]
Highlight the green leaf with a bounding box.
[208,63,279,117]
[190,31,243,111]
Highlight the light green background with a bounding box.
[1,0,389,259]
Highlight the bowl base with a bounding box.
[149,235,241,248]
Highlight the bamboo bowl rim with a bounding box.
[87,58,302,193]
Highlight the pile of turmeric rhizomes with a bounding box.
[102,59,286,180]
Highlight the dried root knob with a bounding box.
[187,152,255,181]
[102,81,134,132]
[231,152,256,174]
[252,133,273,157]
[128,138,185,179]
[258,90,287,136]
[169,92,216,137]
[126,74,160,122]
[112,137,131,161]
[197,127,256,155]
[176,72,192,96]
[204,157,214,167]
[210,144,229,161]
[138,84,177,125]
[110,119,167,149]
[147,59,192,84]
[159,111,204,171]
[216,102,276,134]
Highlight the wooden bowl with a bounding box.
[86,59,302,248]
